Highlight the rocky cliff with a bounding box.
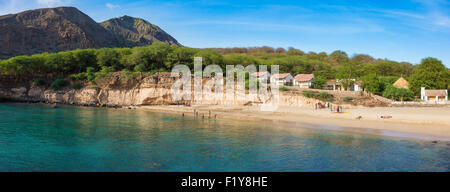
[0,73,326,108]
[0,71,391,108]
[0,7,180,59]
[0,73,178,106]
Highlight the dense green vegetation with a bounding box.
[0,43,448,100]
[409,58,450,95]
[303,91,334,102]
[382,85,414,101]
[343,97,354,102]
[50,78,68,90]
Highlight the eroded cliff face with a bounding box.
[0,73,324,108]
[0,74,177,106]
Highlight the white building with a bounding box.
[251,71,271,83]
[293,74,314,88]
[326,79,361,91]
[271,73,293,86]
[421,87,448,102]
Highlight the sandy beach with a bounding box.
[139,105,450,141]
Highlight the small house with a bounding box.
[393,77,409,89]
[326,79,341,90]
[421,87,448,102]
[353,81,362,91]
[293,74,314,88]
[271,73,293,86]
[251,71,271,82]
[326,79,361,91]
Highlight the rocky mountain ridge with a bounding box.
[0,7,180,59]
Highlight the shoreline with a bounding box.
[139,105,450,141]
[2,101,449,141]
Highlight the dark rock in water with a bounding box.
[431,141,438,144]
[51,104,58,108]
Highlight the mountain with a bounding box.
[100,15,180,47]
[0,7,180,59]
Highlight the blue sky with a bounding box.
[1,0,450,67]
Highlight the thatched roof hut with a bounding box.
[393,77,409,89]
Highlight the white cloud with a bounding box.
[375,9,425,20]
[432,13,450,27]
[415,0,450,28]
[37,0,62,7]
[106,3,120,10]
[179,19,385,35]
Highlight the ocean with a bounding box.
[0,103,448,172]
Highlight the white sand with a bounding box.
[139,105,450,140]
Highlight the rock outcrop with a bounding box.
[0,73,321,108]
[0,73,391,108]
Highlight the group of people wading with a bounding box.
[184,109,217,120]
[315,102,344,113]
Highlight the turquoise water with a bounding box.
[0,103,448,172]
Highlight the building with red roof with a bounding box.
[293,74,315,88]
[251,71,271,82]
[421,87,448,102]
[271,73,293,86]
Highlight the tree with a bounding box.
[336,62,360,90]
[194,49,224,68]
[383,84,414,101]
[86,67,96,82]
[374,60,396,76]
[223,54,259,67]
[286,47,304,56]
[59,51,77,74]
[72,49,97,73]
[146,42,172,70]
[313,76,327,89]
[126,46,151,71]
[409,57,450,95]
[96,48,121,70]
[134,64,147,72]
[328,50,349,66]
[116,48,133,69]
[351,54,375,64]
[314,67,337,79]
[362,73,382,94]
[275,47,286,53]
[7,56,34,77]
[165,46,197,69]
